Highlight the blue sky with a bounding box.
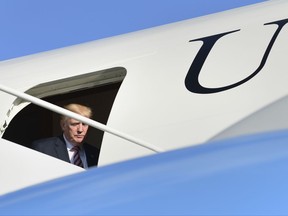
[0,0,266,61]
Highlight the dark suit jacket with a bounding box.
[31,135,100,168]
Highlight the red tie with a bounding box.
[72,146,83,168]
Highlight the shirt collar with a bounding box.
[63,134,81,151]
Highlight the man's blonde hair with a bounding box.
[61,103,93,121]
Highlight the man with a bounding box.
[31,103,100,169]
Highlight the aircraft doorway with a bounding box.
[2,67,126,152]
[3,82,122,150]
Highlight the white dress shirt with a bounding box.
[63,134,88,169]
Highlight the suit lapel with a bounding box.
[83,143,99,167]
[54,136,70,163]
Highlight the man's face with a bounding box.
[61,118,89,145]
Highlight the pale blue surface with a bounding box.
[0,0,266,61]
[1,129,288,215]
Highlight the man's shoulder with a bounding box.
[83,143,100,152]
[31,136,63,147]
[33,136,61,143]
